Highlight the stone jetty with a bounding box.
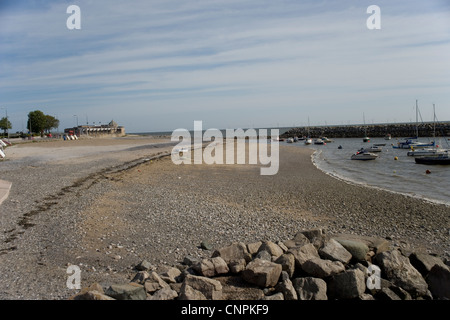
[281,122,450,139]
[70,229,450,300]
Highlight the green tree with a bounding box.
[0,117,12,137]
[27,110,47,136]
[44,115,59,133]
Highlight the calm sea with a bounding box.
[283,137,450,206]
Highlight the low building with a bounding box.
[64,120,125,137]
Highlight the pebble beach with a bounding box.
[0,136,449,300]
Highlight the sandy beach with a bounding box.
[0,136,449,299]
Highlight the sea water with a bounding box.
[283,137,450,206]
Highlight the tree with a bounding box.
[0,117,12,137]
[44,115,59,133]
[27,110,47,136]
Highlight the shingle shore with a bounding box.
[0,137,448,299]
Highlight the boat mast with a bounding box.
[415,99,419,138]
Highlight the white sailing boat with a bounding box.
[393,100,435,149]
[408,104,449,156]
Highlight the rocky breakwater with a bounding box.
[70,229,450,300]
[282,122,450,139]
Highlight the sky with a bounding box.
[1,0,450,133]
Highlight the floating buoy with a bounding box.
[394,156,398,160]
[426,170,431,174]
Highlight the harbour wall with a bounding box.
[281,122,450,139]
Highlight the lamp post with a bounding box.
[73,115,79,135]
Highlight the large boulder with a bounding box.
[327,269,366,299]
[193,256,229,277]
[105,283,147,300]
[319,238,352,264]
[179,274,223,300]
[297,228,328,249]
[333,234,389,255]
[258,241,284,259]
[287,243,320,270]
[334,239,369,262]
[426,264,450,300]
[302,258,345,278]
[409,253,448,277]
[212,242,252,263]
[242,259,282,288]
[144,271,170,294]
[275,253,296,278]
[274,272,298,300]
[375,250,428,298]
[292,277,327,300]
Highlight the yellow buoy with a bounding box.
[394,156,398,160]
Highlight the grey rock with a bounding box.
[212,242,251,263]
[258,241,284,259]
[159,267,182,284]
[275,278,298,300]
[328,269,366,299]
[333,234,389,255]
[375,287,402,300]
[287,243,320,270]
[426,264,450,300]
[242,259,282,288]
[149,287,178,300]
[263,292,284,300]
[105,283,147,300]
[180,274,223,300]
[179,284,207,300]
[144,271,170,294]
[334,239,369,262]
[247,241,263,255]
[302,258,345,278]
[135,259,153,271]
[255,250,272,261]
[292,277,327,300]
[319,238,352,264]
[275,253,296,278]
[131,271,150,284]
[200,240,213,250]
[297,228,328,249]
[409,252,447,277]
[358,293,375,300]
[277,241,288,253]
[289,232,310,247]
[375,249,428,298]
[229,259,247,274]
[183,255,201,266]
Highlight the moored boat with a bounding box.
[415,154,450,165]
[351,148,378,160]
[314,138,324,145]
[407,148,448,157]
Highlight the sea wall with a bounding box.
[281,122,450,139]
